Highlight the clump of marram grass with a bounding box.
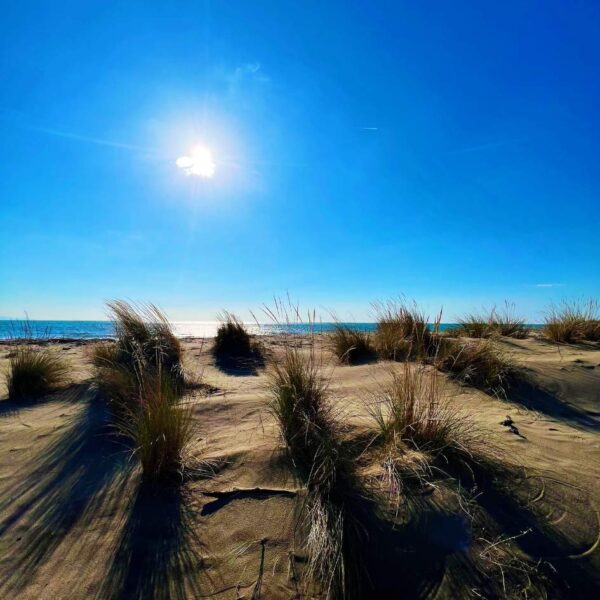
[328,324,375,365]
[268,336,367,599]
[454,302,529,339]
[7,345,70,400]
[107,300,184,388]
[371,363,476,456]
[544,299,600,343]
[435,338,513,396]
[91,301,195,485]
[115,368,193,484]
[212,311,263,369]
[93,301,185,409]
[372,299,441,361]
[369,362,484,512]
[4,319,70,401]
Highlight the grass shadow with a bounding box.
[507,373,599,431]
[0,385,130,595]
[0,381,85,417]
[214,349,265,377]
[440,455,600,597]
[97,483,206,600]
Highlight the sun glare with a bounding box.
[176,145,216,178]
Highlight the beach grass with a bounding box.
[435,337,513,396]
[328,324,375,365]
[7,344,70,400]
[212,311,263,369]
[268,339,366,599]
[92,301,194,484]
[544,299,600,343]
[371,362,474,455]
[453,302,529,339]
[372,299,441,361]
[115,369,193,484]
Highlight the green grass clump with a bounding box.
[7,345,70,400]
[454,302,529,339]
[544,299,600,343]
[328,324,375,365]
[116,370,193,484]
[436,338,513,396]
[372,299,440,361]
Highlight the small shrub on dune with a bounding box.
[116,370,193,484]
[436,338,513,396]
[212,312,263,368]
[328,324,375,365]
[372,299,440,361]
[544,299,600,343]
[7,345,70,400]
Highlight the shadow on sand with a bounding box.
[0,384,130,595]
[507,373,599,431]
[214,350,266,377]
[97,483,206,600]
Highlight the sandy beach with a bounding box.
[0,333,599,598]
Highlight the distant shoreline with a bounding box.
[0,319,545,341]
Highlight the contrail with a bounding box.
[360,127,379,131]
[33,125,151,152]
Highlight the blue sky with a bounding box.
[1,1,599,321]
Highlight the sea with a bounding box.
[0,320,543,340]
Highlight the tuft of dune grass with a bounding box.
[454,302,529,339]
[93,301,185,410]
[544,299,600,343]
[328,324,375,365]
[212,311,263,368]
[266,305,367,600]
[372,299,441,361]
[7,345,70,400]
[115,368,194,484]
[5,319,70,401]
[92,301,194,485]
[371,362,477,456]
[434,337,513,396]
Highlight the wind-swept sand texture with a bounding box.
[0,335,599,598]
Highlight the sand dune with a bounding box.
[0,335,598,598]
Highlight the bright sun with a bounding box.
[176,146,216,178]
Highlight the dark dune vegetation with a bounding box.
[212,311,265,373]
[1,296,599,599]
